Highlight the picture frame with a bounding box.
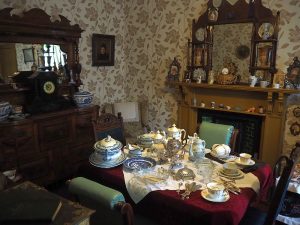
[167,57,181,82]
[92,34,115,66]
[22,48,34,63]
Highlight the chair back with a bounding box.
[198,121,237,151]
[264,158,295,225]
[290,141,300,162]
[93,112,126,145]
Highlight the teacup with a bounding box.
[260,80,269,88]
[223,162,238,175]
[239,153,252,164]
[273,83,280,89]
[207,182,225,199]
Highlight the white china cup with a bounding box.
[260,80,269,88]
[273,83,280,89]
[223,162,238,175]
[207,182,225,199]
[239,153,252,164]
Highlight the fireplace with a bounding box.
[197,108,263,158]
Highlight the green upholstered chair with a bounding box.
[198,121,236,151]
[68,177,157,225]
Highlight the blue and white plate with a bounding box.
[123,157,156,171]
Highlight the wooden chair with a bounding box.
[92,112,126,146]
[239,158,296,225]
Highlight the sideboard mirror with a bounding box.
[0,7,83,87]
[188,0,280,85]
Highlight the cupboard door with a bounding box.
[38,117,72,149]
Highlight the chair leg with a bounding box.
[115,202,135,225]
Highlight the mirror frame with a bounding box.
[0,7,83,86]
[190,0,280,84]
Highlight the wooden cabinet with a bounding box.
[0,105,98,185]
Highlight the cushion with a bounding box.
[113,102,140,122]
[199,121,234,149]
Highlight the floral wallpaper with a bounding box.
[0,0,299,153]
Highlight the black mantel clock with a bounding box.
[26,71,74,113]
[29,71,58,100]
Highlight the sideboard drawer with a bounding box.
[38,117,72,149]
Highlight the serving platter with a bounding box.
[123,157,156,171]
[89,151,126,168]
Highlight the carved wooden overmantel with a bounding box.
[0,7,83,87]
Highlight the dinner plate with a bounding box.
[201,189,230,202]
[89,151,127,168]
[123,157,156,171]
[218,169,244,180]
[235,158,255,167]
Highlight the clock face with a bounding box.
[258,23,274,40]
[222,68,229,75]
[195,28,205,41]
[43,81,55,94]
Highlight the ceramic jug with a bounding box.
[192,136,206,159]
[167,124,186,141]
[249,75,257,87]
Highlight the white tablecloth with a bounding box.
[123,155,260,203]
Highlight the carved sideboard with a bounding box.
[0,105,98,185]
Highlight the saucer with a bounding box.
[235,158,255,167]
[201,189,230,202]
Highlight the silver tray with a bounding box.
[123,157,156,171]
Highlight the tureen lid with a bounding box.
[153,131,164,140]
[99,135,116,147]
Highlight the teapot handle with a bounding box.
[181,138,187,149]
[181,129,186,140]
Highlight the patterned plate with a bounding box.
[123,157,156,171]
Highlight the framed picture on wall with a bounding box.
[92,34,115,66]
[22,47,34,63]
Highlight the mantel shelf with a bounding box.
[190,105,266,117]
[169,81,300,94]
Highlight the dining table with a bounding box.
[78,153,273,225]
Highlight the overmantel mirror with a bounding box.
[188,0,280,85]
[0,7,83,89]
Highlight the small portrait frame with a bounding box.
[22,48,34,63]
[92,34,115,66]
[167,57,181,82]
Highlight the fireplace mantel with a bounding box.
[170,81,300,165]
